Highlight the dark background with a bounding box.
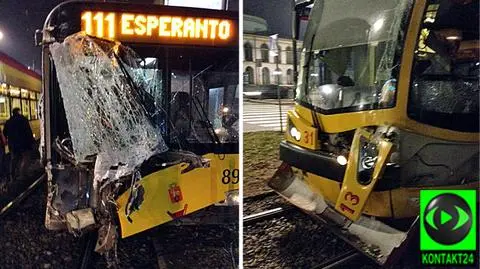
[0,0,239,73]
[244,0,293,38]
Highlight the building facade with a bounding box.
[243,34,302,86]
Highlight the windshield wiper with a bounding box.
[192,96,221,146]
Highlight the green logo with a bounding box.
[420,190,477,251]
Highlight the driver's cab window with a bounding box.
[170,58,239,147]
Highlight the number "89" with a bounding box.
[222,169,239,184]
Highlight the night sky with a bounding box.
[244,0,293,38]
[0,0,66,73]
[0,0,239,73]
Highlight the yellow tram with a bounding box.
[38,1,239,256]
[269,0,478,265]
[0,52,41,144]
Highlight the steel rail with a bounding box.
[0,173,46,219]
[243,206,296,225]
[313,249,362,269]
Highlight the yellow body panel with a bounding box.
[0,53,41,153]
[306,173,478,218]
[116,153,238,238]
[306,173,394,217]
[334,129,393,221]
[0,60,42,92]
[30,119,41,140]
[292,0,476,143]
[284,0,478,221]
[285,110,319,150]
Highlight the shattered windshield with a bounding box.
[50,33,168,175]
[298,0,409,114]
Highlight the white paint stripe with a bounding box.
[246,121,286,125]
[259,123,286,127]
[243,115,288,119]
[243,118,287,123]
[243,109,292,112]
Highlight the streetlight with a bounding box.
[269,33,283,132]
[273,68,283,132]
[0,31,4,41]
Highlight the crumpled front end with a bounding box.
[44,32,169,253]
[269,103,478,265]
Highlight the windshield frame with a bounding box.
[296,0,413,115]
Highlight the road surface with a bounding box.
[243,100,293,132]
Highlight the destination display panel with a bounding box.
[79,8,237,47]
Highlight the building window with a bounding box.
[244,42,253,61]
[286,69,293,85]
[260,43,269,63]
[245,66,254,84]
[274,45,282,64]
[286,46,293,64]
[262,67,270,85]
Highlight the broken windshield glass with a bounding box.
[49,33,168,174]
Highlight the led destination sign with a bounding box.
[81,11,237,46]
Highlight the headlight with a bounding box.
[225,190,239,205]
[336,155,348,166]
[289,126,301,141]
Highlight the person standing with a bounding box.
[0,130,6,190]
[3,108,34,181]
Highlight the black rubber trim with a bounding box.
[279,141,402,191]
[280,141,345,181]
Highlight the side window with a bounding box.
[408,0,479,132]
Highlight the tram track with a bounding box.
[243,190,375,269]
[0,173,46,219]
[1,172,238,269]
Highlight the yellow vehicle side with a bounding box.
[0,52,42,150]
[116,153,239,238]
[284,0,478,221]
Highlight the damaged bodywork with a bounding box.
[271,0,479,266]
[45,33,206,249]
[39,2,239,264]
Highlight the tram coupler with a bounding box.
[268,162,413,266]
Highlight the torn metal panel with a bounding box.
[49,33,168,177]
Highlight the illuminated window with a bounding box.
[0,95,10,122]
[30,100,38,120]
[9,87,20,97]
[30,90,37,100]
[0,83,8,95]
[21,89,29,99]
[11,98,21,114]
[22,99,30,120]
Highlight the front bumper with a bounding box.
[267,163,413,266]
[279,140,401,190]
